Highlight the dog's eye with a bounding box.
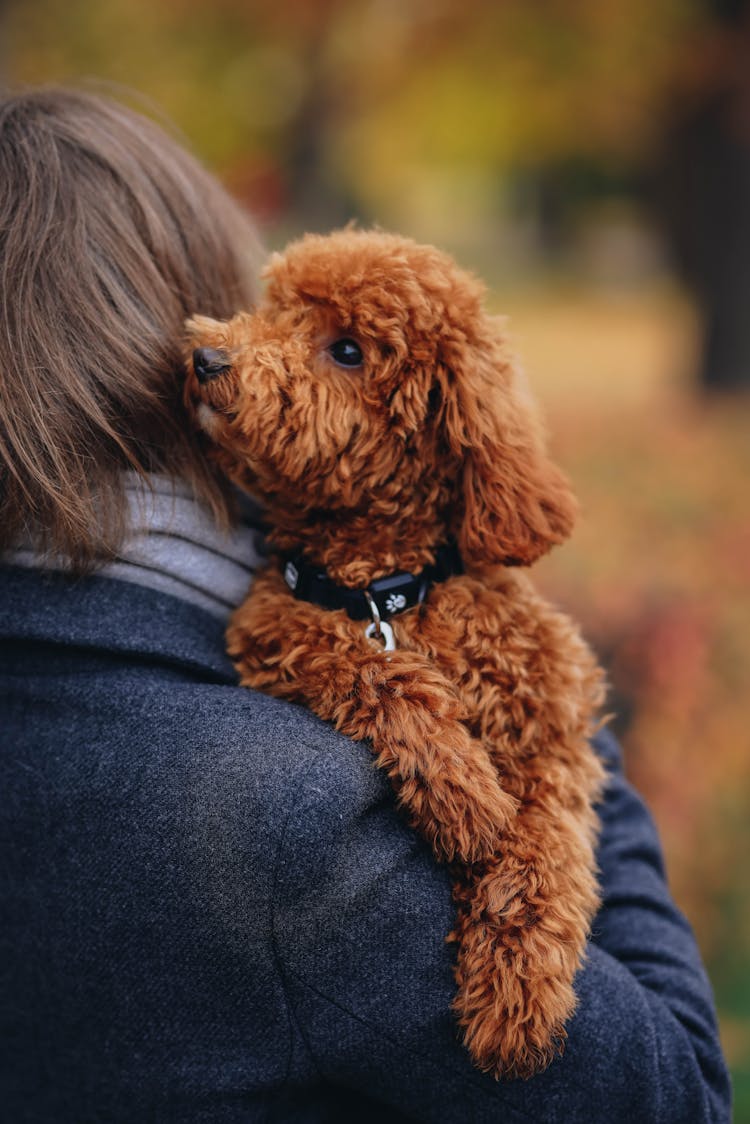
[328,338,363,368]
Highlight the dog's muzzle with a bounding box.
[193,347,231,383]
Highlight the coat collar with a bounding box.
[0,564,238,684]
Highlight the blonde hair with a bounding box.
[0,87,263,570]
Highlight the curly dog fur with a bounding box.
[184,229,606,1078]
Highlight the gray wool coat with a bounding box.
[0,565,731,1122]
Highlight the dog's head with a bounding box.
[184,229,576,569]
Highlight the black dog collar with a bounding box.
[282,542,463,622]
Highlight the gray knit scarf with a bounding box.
[5,474,267,623]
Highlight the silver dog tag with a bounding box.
[365,619,396,652]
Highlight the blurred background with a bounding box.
[2,0,749,1110]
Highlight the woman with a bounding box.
[0,87,731,1122]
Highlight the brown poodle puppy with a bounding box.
[184,229,606,1078]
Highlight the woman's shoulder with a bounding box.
[0,563,389,830]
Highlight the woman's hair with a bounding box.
[0,86,263,569]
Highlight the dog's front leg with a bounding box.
[332,649,519,864]
[449,779,601,1079]
[227,576,517,864]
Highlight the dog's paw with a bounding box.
[424,778,518,864]
[466,1014,566,1081]
[451,870,585,1079]
[393,752,517,864]
[453,947,573,1079]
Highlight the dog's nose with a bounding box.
[192,347,231,383]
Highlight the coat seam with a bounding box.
[280,963,544,1122]
[269,782,325,1085]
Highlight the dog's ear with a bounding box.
[438,326,577,568]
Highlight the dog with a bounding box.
[183,229,606,1078]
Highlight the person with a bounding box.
[0,87,731,1123]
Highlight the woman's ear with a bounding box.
[439,331,578,568]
